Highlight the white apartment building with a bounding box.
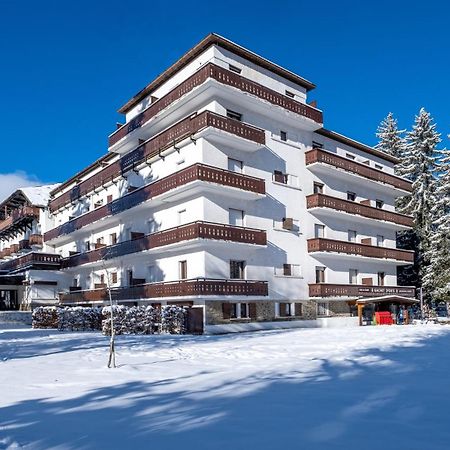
[3,34,416,332]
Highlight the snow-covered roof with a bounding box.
[20,184,61,207]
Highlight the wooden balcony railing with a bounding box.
[62,222,267,268]
[305,148,412,192]
[50,110,265,212]
[10,244,19,254]
[29,234,43,246]
[0,206,40,237]
[19,239,30,251]
[0,252,61,273]
[109,62,323,146]
[306,193,413,227]
[45,164,265,241]
[309,283,416,298]
[59,278,269,304]
[307,238,414,262]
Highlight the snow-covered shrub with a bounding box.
[102,305,161,335]
[161,305,186,334]
[56,307,102,331]
[32,306,58,329]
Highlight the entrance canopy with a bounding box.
[356,295,419,305]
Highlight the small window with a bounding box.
[226,109,242,121]
[313,182,324,194]
[110,233,117,245]
[279,302,292,317]
[179,260,187,280]
[349,269,358,284]
[228,158,243,173]
[315,224,325,238]
[361,160,370,166]
[375,164,383,170]
[376,199,384,209]
[229,64,242,74]
[273,170,287,184]
[317,302,329,316]
[230,303,238,319]
[280,130,287,142]
[85,241,91,252]
[378,272,385,286]
[377,235,384,247]
[285,90,295,98]
[111,272,118,284]
[316,266,326,283]
[240,303,249,318]
[347,192,356,202]
[312,141,323,149]
[229,209,244,227]
[148,265,158,283]
[107,194,113,203]
[230,260,245,279]
[348,230,357,242]
[346,153,356,160]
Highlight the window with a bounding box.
[273,170,287,184]
[315,224,325,238]
[283,263,292,276]
[375,164,383,170]
[111,272,118,284]
[228,158,243,173]
[376,235,384,247]
[282,217,294,230]
[279,302,292,317]
[240,303,249,318]
[148,219,158,234]
[100,274,105,285]
[228,302,249,319]
[148,265,158,283]
[285,90,295,98]
[347,191,356,201]
[316,266,326,283]
[178,209,187,225]
[229,64,241,74]
[349,269,358,284]
[107,194,113,203]
[127,269,133,286]
[226,109,242,121]
[229,209,244,227]
[346,153,356,160]
[230,260,245,279]
[280,130,287,142]
[361,160,370,166]
[312,141,323,149]
[348,230,357,242]
[110,233,117,245]
[378,272,385,286]
[376,199,384,209]
[179,260,187,280]
[313,182,324,194]
[277,264,301,277]
[85,241,91,252]
[317,302,329,316]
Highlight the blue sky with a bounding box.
[0,0,448,191]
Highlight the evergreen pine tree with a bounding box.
[375,112,407,162]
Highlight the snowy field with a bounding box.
[1,325,450,450]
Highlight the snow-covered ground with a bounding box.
[1,325,450,450]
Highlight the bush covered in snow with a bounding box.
[102,305,160,335]
[32,306,58,329]
[161,305,186,334]
[56,307,102,331]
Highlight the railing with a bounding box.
[309,283,416,298]
[10,244,19,254]
[19,239,30,251]
[109,62,323,146]
[50,110,265,212]
[62,222,266,268]
[306,193,413,227]
[45,164,265,241]
[29,234,43,246]
[305,149,412,192]
[0,252,61,273]
[59,278,269,304]
[307,238,414,262]
[0,206,40,234]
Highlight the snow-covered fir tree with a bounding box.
[375,112,407,162]
[397,108,441,293]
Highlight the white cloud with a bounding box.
[0,171,42,203]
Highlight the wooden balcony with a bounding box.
[29,234,43,247]
[0,206,40,239]
[19,239,31,251]
[59,278,269,304]
[305,148,412,192]
[10,244,19,254]
[306,194,413,227]
[109,62,323,147]
[50,110,265,212]
[307,238,414,263]
[309,283,416,298]
[0,252,61,273]
[62,222,266,268]
[45,164,265,241]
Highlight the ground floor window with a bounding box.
[222,302,256,320]
[317,301,329,316]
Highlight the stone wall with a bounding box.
[328,301,351,317]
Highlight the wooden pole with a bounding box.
[357,303,363,326]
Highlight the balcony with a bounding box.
[19,239,31,251]
[62,222,266,268]
[50,110,265,212]
[309,283,416,298]
[59,278,269,304]
[45,164,265,242]
[305,148,412,195]
[0,252,61,273]
[108,62,323,148]
[307,238,414,263]
[306,193,413,229]
[0,206,40,239]
[29,234,43,247]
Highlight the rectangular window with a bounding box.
[316,266,326,283]
[279,302,292,317]
[376,235,384,247]
[273,170,287,184]
[318,302,329,316]
[107,194,113,203]
[240,303,248,318]
[111,272,118,284]
[148,265,158,283]
[312,141,323,149]
[227,158,243,173]
[283,263,292,276]
[229,64,242,74]
[294,303,302,316]
[285,90,295,98]
[376,199,384,209]
[231,303,238,319]
[375,164,383,170]
[347,191,356,201]
[313,182,324,194]
[230,260,245,279]
[229,209,244,227]
[349,269,358,284]
[346,153,356,160]
[85,241,90,252]
[226,109,242,121]
[315,224,325,238]
[280,130,287,142]
[179,260,187,280]
[148,219,158,233]
[378,272,385,286]
[348,230,357,242]
[110,233,117,245]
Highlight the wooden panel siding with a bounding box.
[309,283,416,298]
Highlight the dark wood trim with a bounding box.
[309,283,415,298]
